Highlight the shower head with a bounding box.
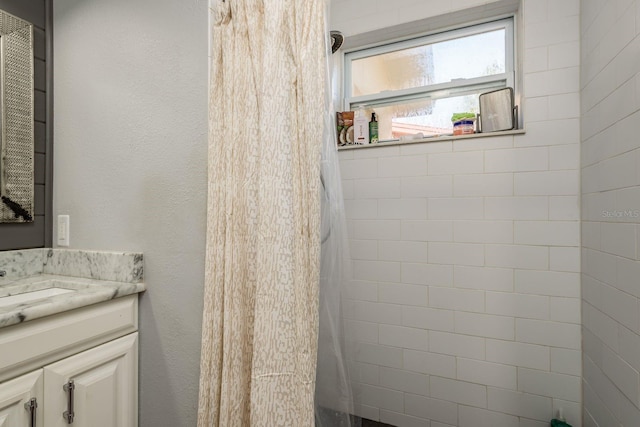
[330,31,344,54]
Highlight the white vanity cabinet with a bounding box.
[0,294,139,427]
[44,333,137,427]
[0,370,43,427]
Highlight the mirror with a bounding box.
[0,9,34,223]
[478,87,516,133]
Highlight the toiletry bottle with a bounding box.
[369,112,379,144]
[550,408,572,427]
[354,107,369,144]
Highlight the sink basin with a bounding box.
[0,287,75,308]
[0,279,92,309]
[0,274,144,328]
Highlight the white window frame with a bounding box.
[343,18,515,115]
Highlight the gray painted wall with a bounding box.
[0,0,50,250]
[52,0,208,425]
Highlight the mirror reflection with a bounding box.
[0,9,34,223]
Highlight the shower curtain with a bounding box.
[198,0,327,425]
[314,15,358,427]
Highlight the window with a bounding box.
[343,19,514,141]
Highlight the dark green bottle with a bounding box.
[369,112,379,144]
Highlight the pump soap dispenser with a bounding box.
[550,408,572,427]
[369,112,379,144]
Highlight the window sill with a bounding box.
[337,129,526,151]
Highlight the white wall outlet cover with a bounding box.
[57,215,70,246]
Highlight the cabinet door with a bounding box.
[44,333,138,427]
[0,370,43,427]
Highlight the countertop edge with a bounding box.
[0,274,146,328]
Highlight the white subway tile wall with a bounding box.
[333,1,582,426]
[581,0,640,426]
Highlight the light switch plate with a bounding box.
[57,215,70,247]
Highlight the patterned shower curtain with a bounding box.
[198,0,325,426]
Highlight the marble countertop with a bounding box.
[0,274,145,328]
[0,248,145,328]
